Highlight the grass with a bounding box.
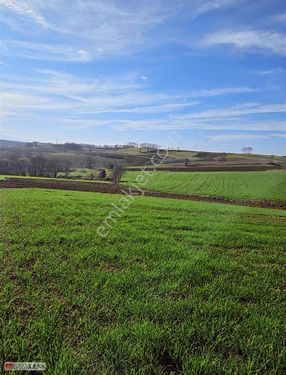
[0,169,98,180]
[1,188,286,374]
[58,168,99,178]
[0,174,110,184]
[124,170,286,202]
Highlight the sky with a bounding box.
[0,0,285,154]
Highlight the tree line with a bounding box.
[0,155,71,178]
[0,154,127,184]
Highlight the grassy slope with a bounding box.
[1,189,286,374]
[124,170,286,202]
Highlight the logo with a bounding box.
[4,362,46,371]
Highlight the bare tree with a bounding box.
[62,160,72,176]
[29,156,47,177]
[0,160,10,174]
[0,155,27,175]
[242,147,253,154]
[85,156,95,169]
[48,159,64,178]
[112,164,125,186]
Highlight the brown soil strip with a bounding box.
[1,178,285,210]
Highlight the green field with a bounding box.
[124,170,286,202]
[1,188,286,374]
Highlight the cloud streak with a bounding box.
[2,1,285,61]
[208,133,272,142]
[192,0,242,18]
[1,70,260,117]
[2,68,285,136]
[202,30,286,55]
[1,0,181,59]
[0,0,47,26]
[2,40,92,62]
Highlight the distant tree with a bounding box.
[242,147,253,154]
[112,164,125,186]
[184,158,190,166]
[98,169,107,179]
[6,154,28,175]
[140,143,160,151]
[0,160,10,174]
[48,159,64,178]
[85,156,95,169]
[29,155,47,177]
[64,142,82,151]
[62,160,72,175]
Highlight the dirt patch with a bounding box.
[1,178,285,210]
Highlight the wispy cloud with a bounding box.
[0,0,47,26]
[1,69,259,117]
[189,87,256,97]
[2,40,92,62]
[207,133,271,142]
[201,30,286,55]
[2,68,285,136]
[176,103,286,120]
[1,0,181,59]
[255,68,284,75]
[192,0,242,19]
[113,119,286,132]
[2,1,285,61]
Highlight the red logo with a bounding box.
[4,362,14,371]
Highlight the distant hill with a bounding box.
[0,139,285,171]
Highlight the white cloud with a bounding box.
[1,0,181,59]
[2,69,259,118]
[1,69,285,135]
[255,68,284,75]
[176,103,286,120]
[193,0,241,18]
[1,70,197,118]
[0,0,47,26]
[112,119,286,132]
[2,40,93,62]
[2,1,285,61]
[201,30,286,55]
[207,133,270,142]
[189,87,256,97]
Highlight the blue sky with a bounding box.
[0,0,285,154]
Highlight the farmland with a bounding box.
[1,188,286,374]
[124,170,286,202]
[1,140,285,176]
